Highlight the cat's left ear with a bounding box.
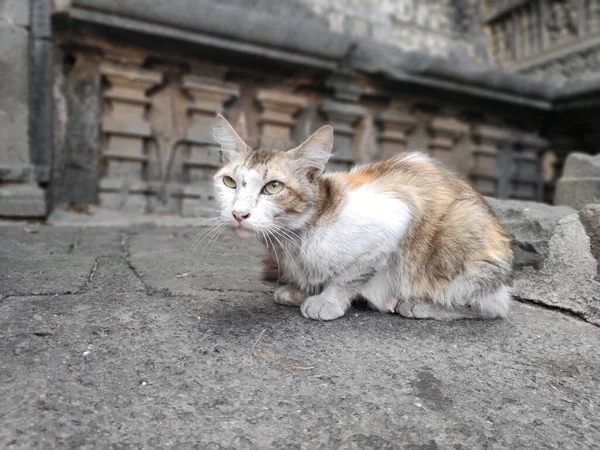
[288,125,333,181]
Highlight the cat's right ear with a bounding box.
[288,125,333,181]
[213,114,250,163]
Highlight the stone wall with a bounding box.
[0,0,47,217]
[49,28,554,217]
[483,0,600,80]
[6,0,600,218]
[215,0,487,63]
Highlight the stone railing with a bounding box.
[484,0,600,78]
[37,0,600,219]
[60,50,552,216]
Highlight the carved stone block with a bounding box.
[256,90,308,148]
[180,76,239,217]
[377,105,416,159]
[470,125,515,197]
[512,133,547,200]
[99,62,161,211]
[321,99,366,171]
[427,117,468,168]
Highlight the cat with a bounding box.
[212,114,513,321]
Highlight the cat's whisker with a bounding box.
[200,224,226,259]
[262,229,281,287]
[270,226,303,252]
[188,222,224,257]
[268,229,301,275]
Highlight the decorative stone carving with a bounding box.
[512,133,548,201]
[377,104,416,159]
[180,76,239,217]
[546,0,578,44]
[256,90,308,148]
[99,62,161,213]
[470,125,515,197]
[426,117,468,168]
[320,99,366,171]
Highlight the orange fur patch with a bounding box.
[342,172,375,190]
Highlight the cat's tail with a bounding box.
[441,259,513,318]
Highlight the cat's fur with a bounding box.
[212,115,513,321]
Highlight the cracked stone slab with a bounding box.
[0,226,122,297]
[513,214,600,325]
[126,227,273,295]
[0,291,599,449]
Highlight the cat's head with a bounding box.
[212,115,333,236]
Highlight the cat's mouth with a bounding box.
[232,223,256,238]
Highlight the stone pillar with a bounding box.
[256,90,308,148]
[377,104,416,159]
[427,117,468,168]
[98,62,161,213]
[555,153,600,209]
[512,133,547,201]
[470,125,513,197]
[320,100,366,171]
[58,52,102,205]
[180,75,239,217]
[0,0,46,217]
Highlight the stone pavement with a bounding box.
[1,224,599,449]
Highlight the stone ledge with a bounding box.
[69,0,351,69]
[0,182,47,218]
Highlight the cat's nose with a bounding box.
[232,210,251,222]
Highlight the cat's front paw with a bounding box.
[274,285,307,307]
[300,295,346,321]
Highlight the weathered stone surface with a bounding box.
[580,204,600,282]
[555,153,600,209]
[125,227,272,295]
[485,197,575,270]
[71,0,351,68]
[513,214,600,325]
[1,224,600,447]
[1,278,600,448]
[0,183,47,217]
[0,226,120,297]
[0,25,29,167]
[487,197,600,325]
[0,0,30,27]
[58,53,102,205]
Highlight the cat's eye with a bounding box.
[223,175,236,189]
[263,180,284,195]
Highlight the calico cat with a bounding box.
[212,115,513,321]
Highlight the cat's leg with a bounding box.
[396,298,485,320]
[396,284,511,320]
[358,269,398,313]
[300,284,353,321]
[274,285,308,307]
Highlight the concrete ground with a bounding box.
[1,223,599,449]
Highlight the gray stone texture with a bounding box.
[0,25,30,167]
[487,197,600,325]
[555,153,600,209]
[0,1,48,218]
[0,183,47,217]
[58,54,102,205]
[72,0,351,64]
[1,224,600,449]
[0,0,30,26]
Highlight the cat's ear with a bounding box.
[288,125,333,181]
[213,114,250,162]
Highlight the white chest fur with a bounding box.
[286,185,412,288]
